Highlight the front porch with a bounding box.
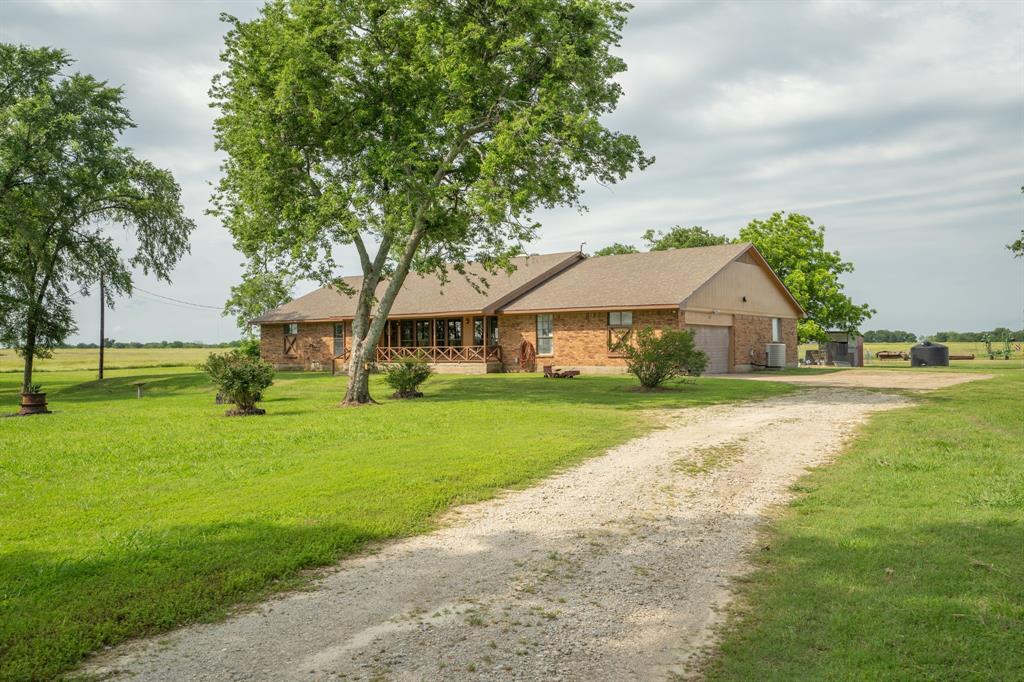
[331,344,503,374]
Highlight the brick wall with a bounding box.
[497,309,678,372]
[260,322,346,370]
[732,315,798,368]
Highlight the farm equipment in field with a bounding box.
[874,350,909,360]
[983,334,1014,360]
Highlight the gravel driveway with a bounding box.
[723,369,991,391]
[82,388,908,681]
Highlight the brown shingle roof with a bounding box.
[253,251,582,323]
[499,243,754,312]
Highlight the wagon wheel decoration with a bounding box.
[518,340,536,372]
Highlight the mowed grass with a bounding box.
[0,368,792,680]
[0,347,216,373]
[703,368,1024,681]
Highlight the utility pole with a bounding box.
[98,274,105,381]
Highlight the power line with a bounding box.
[132,286,223,311]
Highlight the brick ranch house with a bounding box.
[255,243,803,374]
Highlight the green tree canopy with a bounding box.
[0,44,195,392]
[222,259,295,336]
[592,242,639,256]
[212,0,651,404]
[738,212,873,343]
[643,225,730,251]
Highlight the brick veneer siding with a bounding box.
[261,322,346,370]
[497,309,678,372]
[731,314,798,369]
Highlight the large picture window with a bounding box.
[400,320,414,347]
[536,314,553,355]
[447,319,463,347]
[416,320,431,347]
[473,317,485,346]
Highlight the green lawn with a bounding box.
[703,368,1024,681]
[0,368,791,680]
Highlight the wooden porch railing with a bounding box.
[332,345,501,374]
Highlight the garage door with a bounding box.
[691,325,730,374]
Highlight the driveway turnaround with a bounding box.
[723,369,991,391]
[84,388,907,681]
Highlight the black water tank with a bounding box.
[910,341,949,367]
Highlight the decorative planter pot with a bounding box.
[19,392,51,416]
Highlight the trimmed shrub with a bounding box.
[382,354,433,398]
[616,326,707,389]
[200,350,274,415]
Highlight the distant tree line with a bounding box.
[861,330,918,343]
[928,328,1021,343]
[53,339,243,350]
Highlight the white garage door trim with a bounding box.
[691,325,730,374]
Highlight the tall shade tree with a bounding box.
[643,225,730,251]
[0,44,195,392]
[211,0,651,405]
[738,212,873,343]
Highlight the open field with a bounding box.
[799,340,1024,368]
[703,368,1024,680]
[0,368,792,680]
[0,347,218,373]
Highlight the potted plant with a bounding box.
[19,382,51,416]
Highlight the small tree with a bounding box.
[200,350,274,416]
[382,354,434,399]
[618,326,707,389]
[643,225,730,251]
[592,242,639,256]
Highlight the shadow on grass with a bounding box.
[0,519,375,680]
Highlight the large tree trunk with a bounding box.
[341,223,428,406]
[342,334,376,406]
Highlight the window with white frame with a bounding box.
[771,318,781,342]
[607,311,633,327]
[536,314,553,355]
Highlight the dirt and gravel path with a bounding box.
[83,388,909,681]
[723,369,991,391]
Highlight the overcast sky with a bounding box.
[2,0,1022,345]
